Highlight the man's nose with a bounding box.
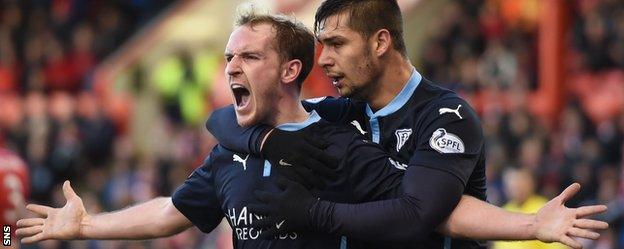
[317,47,333,68]
[226,56,242,77]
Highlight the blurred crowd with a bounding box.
[0,1,229,248]
[0,0,172,94]
[0,0,623,249]
[420,0,624,248]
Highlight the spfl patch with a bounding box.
[429,128,464,153]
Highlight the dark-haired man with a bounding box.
[206,1,609,248]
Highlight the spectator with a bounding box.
[493,168,567,249]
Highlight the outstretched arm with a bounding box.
[437,184,608,248]
[16,181,193,243]
[252,176,608,248]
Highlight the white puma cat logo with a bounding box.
[233,154,249,170]
[439,105,462,119]
[351,120,367,135]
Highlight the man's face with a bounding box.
[225,23,282,127]
[316,12,380,100]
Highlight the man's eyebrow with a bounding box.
[224,50,264,57]
[240,51,263,57]
[318,35,345,44]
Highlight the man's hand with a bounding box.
[261,128,339,189]
[16,181,89,243]
[248,177,317,238]
[534,183,609,248]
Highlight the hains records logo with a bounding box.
[429,128,465,153]
[227,207,297,240]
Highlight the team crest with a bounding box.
[429,128,464,153]
[395,129,412,151]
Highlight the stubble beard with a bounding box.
[254,85,281,126]
[350,52,381,102]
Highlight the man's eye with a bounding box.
[328,42,342,49]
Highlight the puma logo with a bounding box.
[439,105,462,119]
[351,120,367,135]
[233,154,249,170]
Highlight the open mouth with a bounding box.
[331,76,344,87]
[231,84,251,109]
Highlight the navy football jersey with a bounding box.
[172,111,403,249]
[303,69,487,249]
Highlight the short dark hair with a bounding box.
[236,12,315,90]
[314,0,407,56]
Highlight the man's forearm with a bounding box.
[437,195,535,240]
[80,197,192,240]
[206,105,269,155]
[308,166,464,243]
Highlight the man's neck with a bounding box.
[367,57,414,112]
[270,92,309,127]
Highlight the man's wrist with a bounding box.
[308,199,333,232]
[524,213,539,240]
[78,214,93,240]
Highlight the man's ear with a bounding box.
[281,59,302,85]
[371,29,391,57]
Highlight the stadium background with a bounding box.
[0,0,622,248]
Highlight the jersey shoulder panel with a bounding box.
[406,81,485,185]
[416,94,483,152]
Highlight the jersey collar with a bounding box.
[275,110,321,131]
[365,68,422,118]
